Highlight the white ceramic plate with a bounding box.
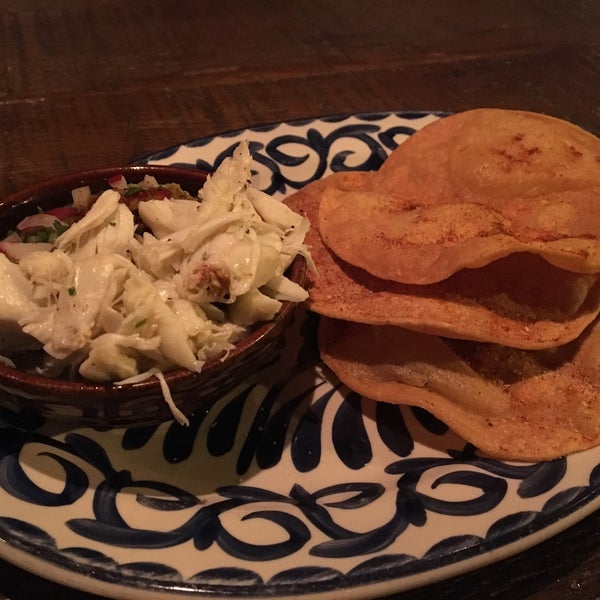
[1,112,600,600]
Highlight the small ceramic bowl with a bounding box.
[0,166,305,428]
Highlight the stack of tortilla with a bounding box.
[284,108,600,461]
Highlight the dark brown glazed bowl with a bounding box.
[0,165,306,428]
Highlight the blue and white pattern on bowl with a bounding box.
[1,112,600,600]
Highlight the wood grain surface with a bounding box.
[1,1,600,598]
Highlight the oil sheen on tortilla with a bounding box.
[285,172,600,349]
[318,109,600,285]
[319,317,600,461]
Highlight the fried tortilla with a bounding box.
[319,316,600,461]
[318,109,600,285]
[285,173,600,349]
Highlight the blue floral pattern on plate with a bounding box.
[1,112,600,600]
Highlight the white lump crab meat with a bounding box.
[0,142,311,424]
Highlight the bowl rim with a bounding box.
[0,164,211,209]
[0,164,305,398]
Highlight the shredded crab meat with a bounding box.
[0,141,311,423]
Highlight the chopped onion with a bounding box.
[108,174,128,190]
[141,175,159,189]
[71,185,92,212]
[16,213,64,232]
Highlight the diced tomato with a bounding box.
[134,188,173,200]
[108,174,127,189]
[45,206,80,223]
[121,187,174,210]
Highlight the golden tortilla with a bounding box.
[285,173,600,349]
[318,109,600,285]
[319,316,600,461]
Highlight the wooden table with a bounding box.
[1,1,600,598]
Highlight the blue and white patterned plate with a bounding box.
[1,112,600,600]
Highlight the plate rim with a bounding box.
[1,109,599,600]
[2,491,599,600]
